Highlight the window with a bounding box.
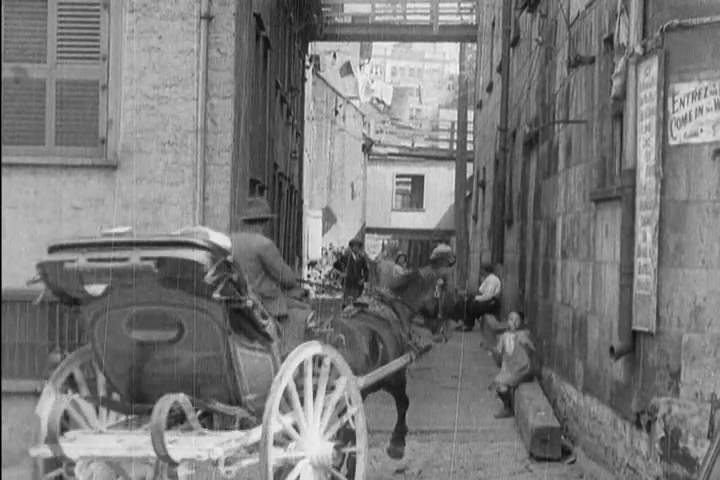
[393,174,425,210]
[391,66,397,77]
[2,0,110,158]
[250,14,270,195]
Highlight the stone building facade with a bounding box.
[1,0,319,475]
[1,0,319,287]
[468,0,720,478]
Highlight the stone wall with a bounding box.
[470,0,720,478]
[468,0,504,290]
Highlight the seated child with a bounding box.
[483,311,535,418]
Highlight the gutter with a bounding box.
[494,0,513,263]
[195,0,211,225]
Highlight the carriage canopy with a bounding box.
[35,231,241,305]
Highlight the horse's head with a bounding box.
[387,260,457,334]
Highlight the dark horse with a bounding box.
[307,257,457,460]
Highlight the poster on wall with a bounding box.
[632,52,663,334]
[667,79,720,145]
[364,233,392,261]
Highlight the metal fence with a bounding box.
[1,289,85,381]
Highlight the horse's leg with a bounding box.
[385,371,410,460]
[339,386,380,478]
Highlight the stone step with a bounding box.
[514,381,563,460]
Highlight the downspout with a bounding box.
[195,0,211,225]
[610,0,643,361]
[494,0,513,264]
[478,167,487,263]
[610,169,637,360]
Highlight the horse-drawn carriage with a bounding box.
[28,229,447,479]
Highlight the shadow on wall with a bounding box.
[321,206,337,235]
[435,203,455,230]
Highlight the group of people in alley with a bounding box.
[182,196,535,420]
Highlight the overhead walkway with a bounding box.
[317,0,478,42]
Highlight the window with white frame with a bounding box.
[393,174,425,210]
[2,0,109,158]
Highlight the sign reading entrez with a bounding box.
[667,79,720,145]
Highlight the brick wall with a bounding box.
[470,0,720,478]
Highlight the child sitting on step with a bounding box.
[483,311,535,419]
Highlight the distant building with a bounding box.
[364,149,472,266]
[302,70,371,264]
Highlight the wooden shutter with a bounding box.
[56,0,102,63]
[2,0,48,63]
[52,0,107,152]
[2,79,47,146]
[2,0,108,156]
[2,0,49,147]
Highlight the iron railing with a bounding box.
[322,0,477,27]
[1,289,85,381]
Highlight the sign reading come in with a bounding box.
[667,79,720,145]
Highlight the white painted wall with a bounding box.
[366,158,473,231]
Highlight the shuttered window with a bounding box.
[2,0,108,157]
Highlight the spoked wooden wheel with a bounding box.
[33,344,133,479]
[260,341,367,480]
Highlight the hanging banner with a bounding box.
[632,52,664,334]
[667,79,720,145]
[364,233,392,260]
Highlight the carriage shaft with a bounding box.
[357,352,415,390]
[31,414,292,464]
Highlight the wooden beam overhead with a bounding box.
[318,23,477,42]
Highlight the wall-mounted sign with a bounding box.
[667,79,720,145]
[364,233,393,260]
[632,52,664,334]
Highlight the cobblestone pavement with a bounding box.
[362,326,586,480]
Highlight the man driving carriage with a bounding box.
[230,197,312,357]
[178,197,311,357]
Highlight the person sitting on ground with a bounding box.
[230,197,310,357]
[333,237,370,307]
[456,263,502,332]
[483,311,535,419]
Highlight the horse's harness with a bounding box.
[355,276,448,327]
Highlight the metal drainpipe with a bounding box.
[610,169,637,361]
[195,0,211,225]
[610,0,644,360]
[494,0,513,264]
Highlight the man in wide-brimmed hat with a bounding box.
[333,236,370,306]
[231,197,308,356]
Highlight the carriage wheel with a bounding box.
[260,341,367,480]
[33,344,133,479]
